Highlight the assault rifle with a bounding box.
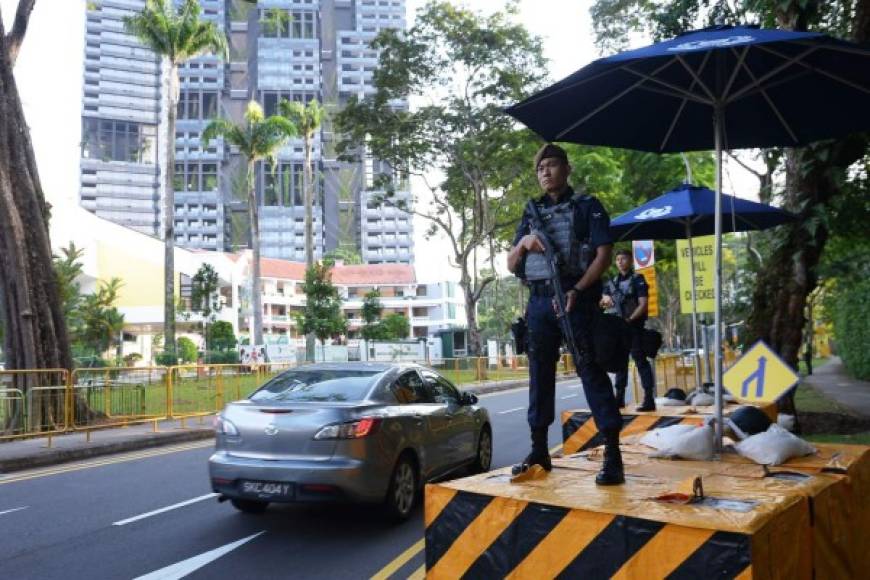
[526,200,590,370]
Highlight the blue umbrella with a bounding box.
[610,183,796,240]
[610,183,795,387]
[506,24,870,449]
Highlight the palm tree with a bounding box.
[279,99,324,268]
[279,99,324,361]
[202,102,297,345]
[124,0,227,357]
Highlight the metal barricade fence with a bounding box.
[629,351,743,405]
[71,367,168,429]
[0,369,69,439]
[170,364,264,417]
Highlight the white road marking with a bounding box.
[497,407,525,415]
[113,493,219,526]
[133,531,265,580]
[0,506,28,517]
[560,394,579,399]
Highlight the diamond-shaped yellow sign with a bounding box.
[723,340,800,403]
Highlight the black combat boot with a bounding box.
[635,389,656,412]
[512,427,552,475]
[595,430,625,486]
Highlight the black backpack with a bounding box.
[592,313,632,372]
[641,329,663,359]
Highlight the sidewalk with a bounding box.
[802,356,870,417]
[0,375,540,475]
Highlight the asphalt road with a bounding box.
[0,380,591,580]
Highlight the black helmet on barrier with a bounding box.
[727,406,772,440]
[665,388,687,401]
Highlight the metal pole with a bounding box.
[686,222,702,391]
[713,109,725,453]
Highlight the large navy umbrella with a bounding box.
[610,183,795,240]
[610,183,795,387]
[506,24,870,449]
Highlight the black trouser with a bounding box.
[614,324,654,406]
[526,287,621,434]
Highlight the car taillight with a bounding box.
[214,415,239,436]
[313,418,382,440]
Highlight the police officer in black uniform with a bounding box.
[507,143,624,486]
[601,249,655,411]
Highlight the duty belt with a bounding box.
[528,280,579,297]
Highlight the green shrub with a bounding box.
[833,278,870,380]
[203,350,240,364]
[177,337,198,363]
[155,351,179,366]
[207,321,237,351]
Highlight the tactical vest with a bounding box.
[524,195,591,281]
[608,274,641,319]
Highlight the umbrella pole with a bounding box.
[713,110,725,454]
[686,223,702,391]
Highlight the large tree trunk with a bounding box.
[745,3,870,367]
[745,138,866,366]
[0,7,73,431]
[163,62,178,355]
[248,162,263,345]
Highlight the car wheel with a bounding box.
[385,454,417,522]
[471,427,493,473]
[231,499,269,514]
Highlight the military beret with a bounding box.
[534,143,569,169]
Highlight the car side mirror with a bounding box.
[460,392,478,406]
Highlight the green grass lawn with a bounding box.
[792,382,849,414]
[803,432,870,445]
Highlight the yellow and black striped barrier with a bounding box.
[424,462,813,579]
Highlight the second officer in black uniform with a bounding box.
[601,249,655,411]
[507,143,624,486]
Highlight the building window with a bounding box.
[81,118,155,164]
[174,162,219,192]
[260,9,316,39]
[261,162,318,206]
[259,90,317,116]
[177,90,219,120]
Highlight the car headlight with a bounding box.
[214,415,239,436]
[313,418,381,440]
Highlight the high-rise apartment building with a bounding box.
[80,0,413,264]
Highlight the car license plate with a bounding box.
[239,480,294,499]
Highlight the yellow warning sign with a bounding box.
[677,235,715,314]
[637,267,658,318]
[723,340,800,403]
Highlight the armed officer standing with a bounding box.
[507,143,624,486]
[601,249,655,411]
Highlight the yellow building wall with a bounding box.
[97,242,175,308]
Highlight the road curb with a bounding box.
[0,429,215,474]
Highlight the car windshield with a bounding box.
[250,369,386,403]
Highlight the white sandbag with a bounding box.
[655,397,686,407]
[777,413,796,432]
[650,424,715,461]
[723,391,736,402]
[690,392,715,406]
[639,424,697,450]
[735,424,816,466]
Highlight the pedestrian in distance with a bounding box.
[506,143,625,486]
[600,250,656,411]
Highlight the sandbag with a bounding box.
[655,397,686,407]
[735,424,816,466]
[650,424,715,461]
[688,392,714,406]
[639,424,696,450]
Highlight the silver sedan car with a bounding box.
[208,362,492,520]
